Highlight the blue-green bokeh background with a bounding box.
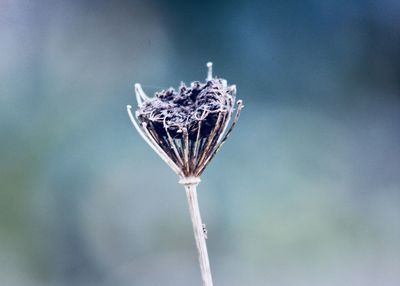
[1,1,399,285]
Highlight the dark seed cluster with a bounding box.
[136,79,236,139]
[134,77,242,177]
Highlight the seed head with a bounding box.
[127,62,243,178]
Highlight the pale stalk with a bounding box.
[180,177,213,286]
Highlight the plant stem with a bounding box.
[183,180,213,286]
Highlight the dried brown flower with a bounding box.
[127,62,243,179]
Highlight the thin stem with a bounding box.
[164,127,184,168]
[181,178,213,286]
[182,128,190,175]
[134,83,149,107]
[195,112,224,173]
[206,62,213,81]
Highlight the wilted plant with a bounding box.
[127,62,243,286]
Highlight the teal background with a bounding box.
[1,1,399,285]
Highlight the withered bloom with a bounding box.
[127,63,243,286]
[128,62,243,179]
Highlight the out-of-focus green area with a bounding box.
[1,0,399,285]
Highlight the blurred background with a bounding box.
[1,0,399,285]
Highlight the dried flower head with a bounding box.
[127,62,243,179]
